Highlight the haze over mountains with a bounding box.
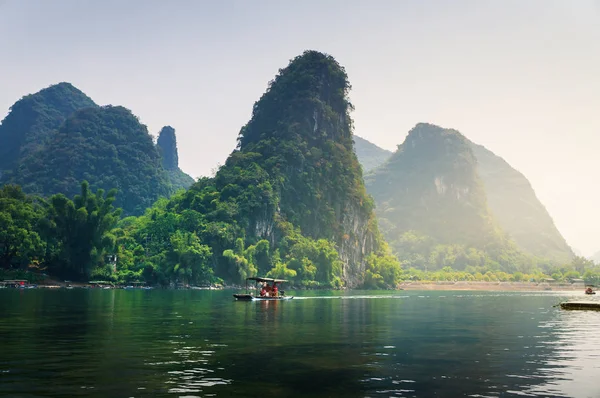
[0,51,580,284]
[355,129,573,265]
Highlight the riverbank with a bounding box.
[400,281,586,291]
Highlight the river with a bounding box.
[1,289,599,397]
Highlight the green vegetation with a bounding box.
[0,84,194,216]
[0,51,401,288]
[470,142,573,262]
[108,50,400,288]
[11,106,174,215]
[353,135,392,173]
[365,123,559,274]
[0,185,45,269]
[0,53,584,289]
[157,125,195,190]
[354,127,574,264]
[0,82,96,179]
[1,180,597,287]
[0,181,120,280]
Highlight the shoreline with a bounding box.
[399,281,587,291]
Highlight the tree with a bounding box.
[44,181,122,279]
[0,185,44,269]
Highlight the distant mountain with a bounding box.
[469,142,573,262]
[353,135,392,172]
[0,82,96,179]
[0,83,194,215]
[356,125,573,263]
[365,123,503,251]
[590,251,600,263]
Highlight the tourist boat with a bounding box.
[585,286,596,295]
[233,277,293,301]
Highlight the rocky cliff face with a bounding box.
[156,126,194,190]
[229,50,382,284]
[157,126,179,170]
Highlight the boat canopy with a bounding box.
[246,277,288,283]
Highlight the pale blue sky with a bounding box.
[1,0,599,255]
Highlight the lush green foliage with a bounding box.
[1,180,596,288]
[106,51,400,288]
[0,84,194,216]
[11,106,175,215]
[353,126,573,264]
[404,255,600,285]
[0,82,96,178]
[0,181,121,281]
[365,123,547,274]
[0,185,45,269]
[42,181,122,279]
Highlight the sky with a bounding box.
[0,0,599,255]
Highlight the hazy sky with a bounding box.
[1,0,599,255]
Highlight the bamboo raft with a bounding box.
[559,301,600,311]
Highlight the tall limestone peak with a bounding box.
[238,50,353,149]
[0,82,96,176]
[156,125,195,191]
[366,123,500,248]
[214,50,382,284]
[157,125,179,170]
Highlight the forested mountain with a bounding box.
[114,50,399,288]
[11,106,173,215]
[353,135,392,172]
[0,84,194,215]
[356,127,572,264]
[470,142,573,262]
[366,123,501,247]
[365,123,533,272]
[156,126,195,190]
[0,83,96,180]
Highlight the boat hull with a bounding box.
[560,301,600,310]
[233,294,293,301]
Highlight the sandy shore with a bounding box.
[399,281,587,291]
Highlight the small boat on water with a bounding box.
[560,301,600,311]
[233,277,293,301]
[585,286,596,295]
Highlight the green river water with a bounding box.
[1,289,599,397]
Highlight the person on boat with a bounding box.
[260,284,267,297]
[272,282,278,297]
[265,283,272,297]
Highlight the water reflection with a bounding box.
[523,309,600,397]
[1,290,599,397]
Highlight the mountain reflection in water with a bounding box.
[0,290,598,397]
